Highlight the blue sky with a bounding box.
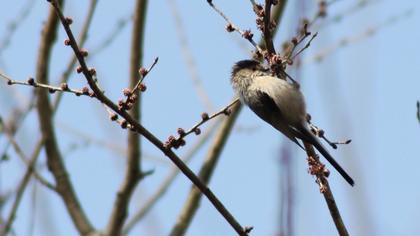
[1,0,420,235]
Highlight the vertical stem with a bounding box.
[106,0,148,235]
[36,2,94,235]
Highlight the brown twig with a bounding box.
[165,99,239,149]
[48,0,248,234]
[131,57,157,95]
[3,75,94,97]
[281,21,312,64]
[307,119,351,149]
[290,32,318,61]
[207,0,263,54]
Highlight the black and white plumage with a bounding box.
[231,59,354,186]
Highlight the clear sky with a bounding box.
[1,0,419,236]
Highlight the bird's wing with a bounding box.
[244,90,304,149]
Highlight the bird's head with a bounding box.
[231,60,268,79]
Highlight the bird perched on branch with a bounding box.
[231,59,354,186]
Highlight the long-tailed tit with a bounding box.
[231,60,354,186]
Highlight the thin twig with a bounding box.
[131,57,157,95]
[321,0,380,29]
[207,1,263,54]
[290,32,318,60]
[89,16,130,56]
[307,9,413,64]
[0,0,35,54]
[3,75,94,97]
[3,131,56,191]
[168,0,214,111]
[167,99,239,149]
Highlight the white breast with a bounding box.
[248,75,307,125]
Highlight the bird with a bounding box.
[230,59,354,186]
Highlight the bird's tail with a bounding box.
[299,126,355,186]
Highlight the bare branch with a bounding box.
[165,99,239,149]
[3,75,94,97]
[207,1,263,54]
[168,0,214,111]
